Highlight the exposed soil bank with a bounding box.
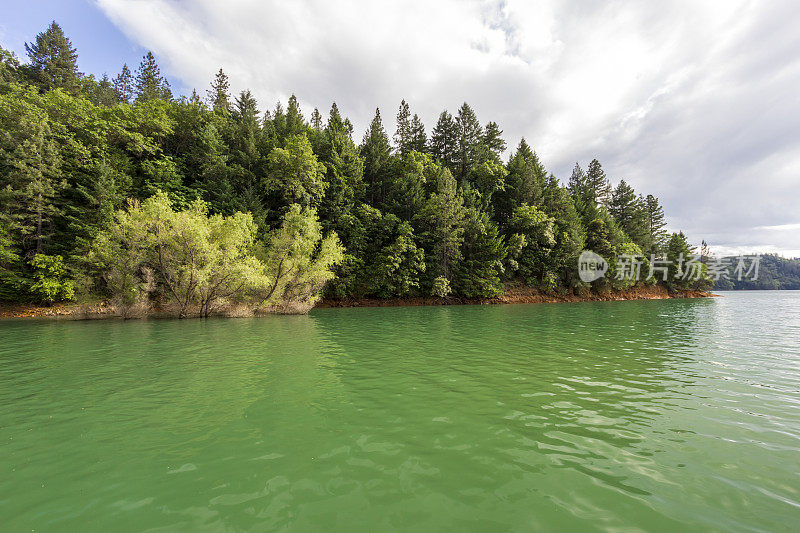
[0,286,715,319]
[317,285,715,309]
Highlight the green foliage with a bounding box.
[431,276,451,298]
[429,111,458,170]
[506,203,555,285]
[29,254,74,303]
[24,22,79,93]
[665,232,697,290]
[609,180,647,247]
[714,254,800,290]
[493,139,546,226]
[454,102,483,180]
[266,133,327,210]
[416,168,466,283]
[134,52,171,102]
[89,192,342,316]
[0,20,707,309]
[454,208,506,297]
[361,108,392,203]
[207,68,230,113]
[261,204,344,312]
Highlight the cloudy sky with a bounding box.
[3,0,799,256]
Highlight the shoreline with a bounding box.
[316,285,716,309]
[0,285,715,320]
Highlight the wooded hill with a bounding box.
[0,22,709,316]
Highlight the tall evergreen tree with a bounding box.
[134,52,171,102]
[454,102,483,180]
[310,108,323,131]
[609,180,647,247]
[112,64,134,103]
[493,139,546,226]
[24,21,79,92]
[482,121,506,161]
[429,110,457,170]
[394,99,412,155]
[568,162,601,226]
[416,168,466,284]
[586,159,611,207]
[360,108,392,204]
[207,68,230,113]
[643,194,667,255]
[284,94,306,138]
[0,104,64,257]
[409,114,427,153]
[230,90,260,172]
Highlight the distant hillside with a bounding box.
[714,254,800,290]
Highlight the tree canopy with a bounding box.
[0,22,712,313]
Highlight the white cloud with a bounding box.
[95,0,800,255]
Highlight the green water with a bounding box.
[1,292,799,532]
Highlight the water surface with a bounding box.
[1,292,799,531]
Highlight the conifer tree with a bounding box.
[643,194,667,255]
[454,102,483,179]
[360,108,392,203]
[24,21,79,92]
[113,64,134,102]
[231,90,260,171]
[609,180,647,247]
[0,106,64,257]
[284,94,306,138]
[207,68,230,113]
[429,110,457,169]
[586,159,611,207]
[409,114,427,153]
[493,139,546,226]
[134,52,171,102]
[394,99,412,155]
[417,168,466,284]
[310,108,323,131]
[482,121,506,161]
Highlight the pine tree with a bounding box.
[207,68,230,113]
[285,94,306,137]
[586,159,611,207]
[609,180,647,246]
[394,99,412,155]
[568,162,600,226]
[24,21,79,92]
[429,110,457,170]
[643,194,667,255]
[0,108,64,257]
[482,121,506,160]
[454,102,483,180]
[93,74,119,106]
[493,139,546,226]
[409,114,427,153]
[360,108,392,204]
[310,108,323,131]
[417,168,466,283]
[134,52,171,102]
[113,64,134,102]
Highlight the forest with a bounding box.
[0,22,710,317]
[714,255,800,290]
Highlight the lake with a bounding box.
[1,292,799,532]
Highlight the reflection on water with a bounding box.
[1,292,799,532]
